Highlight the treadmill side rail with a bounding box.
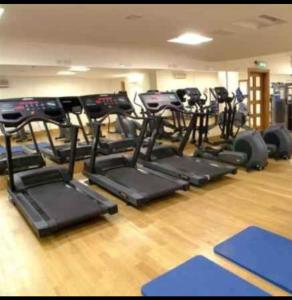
[72,180,118,214]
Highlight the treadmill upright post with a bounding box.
[130,117,149,167]
[3,131,15,191]
[76,113,90,145]
[89,121,101,174]
[43,121,58,157]
[28,123,40,153]
[177,112,197,156]
[68,125,79,180]
[144,116,164,162]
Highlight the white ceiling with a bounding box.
[1,4,292,62]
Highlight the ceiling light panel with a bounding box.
[0,7,4,19]
[168,33,213,45]
[69,66,90,72]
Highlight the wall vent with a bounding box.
[172,71,186,79]
[233,15,286,30]
[210,29,234,36]
[0,78,9,88]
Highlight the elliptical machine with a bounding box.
[135,90,186,142]
[235,87,292,159]
[185,87,268,171]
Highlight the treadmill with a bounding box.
[0,142,45,175]
[0,97,117,237]
[26,96,92,164]
[82,95,189,207]
[138,91,237,186]
[80,93,137,155]
[0,99,45,175]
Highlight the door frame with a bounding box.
[247,68,270,130]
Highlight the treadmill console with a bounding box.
[59,96,83,114]
[0,97,65,126]
[139,92,183,113]
[80,93,134,118]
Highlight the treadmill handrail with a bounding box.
[96,108,153,124]
[1,116,79,136]
[1,116,79,191]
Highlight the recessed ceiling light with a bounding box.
[57,71,75,76]
[168,33,213,45]
[0,7,5,18]
[69,66,90,72]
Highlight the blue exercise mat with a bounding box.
[0,146,24,155]
[214,226,292,293]
[25,142,49,149]
[141,255,269,296]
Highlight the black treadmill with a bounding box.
[0,98,45,175]
[80,93,137,155]
[138,91,237,186]
[0,97,117,237]
[27,96,92,164]
[82,95,189,207]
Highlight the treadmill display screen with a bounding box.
[59,96,82,113]
[139,92,183,113]
[0,97,65,126]
[80,93,134,119]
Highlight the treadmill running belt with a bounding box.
[105,167,175,193]
[159,156,233,178]
[26,182,103,227]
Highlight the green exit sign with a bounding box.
[255,60,267,69]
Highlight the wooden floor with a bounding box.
[0,133,292,295]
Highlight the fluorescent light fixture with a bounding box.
[57,71,75,76]
[0,7,4,18]
[168,33,213,45]
[69,65,90,72]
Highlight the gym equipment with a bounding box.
[141,255,269,296]
[114,91,142,139]
[138,91,237,186]
[0,99,45,175]
[198,87,269,170]
[214,226,292,293]
[12,126,32,143]
[135,90,185,143]
[34,96,92,164]
[271,82,287,126]
[236,88,292,159]
[80,93,137,155]
[0,144,44,175]
[285,83,292,130]
[82,97,189,207]
[0,97,117,237]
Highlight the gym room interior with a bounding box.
[0,3,292,297]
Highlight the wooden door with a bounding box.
[247,68,270,130]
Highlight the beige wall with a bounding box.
[0,76,122,133]
[0,76,122,99]
[155,70,219,93]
